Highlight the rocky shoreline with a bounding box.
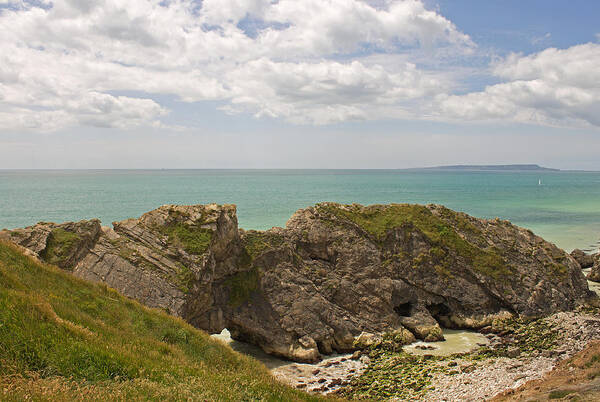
[425,309,600,401]
[1,203,599,400]
[274,247,600,400]
[311,305,600,400]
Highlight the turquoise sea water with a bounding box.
[1,169,599,252]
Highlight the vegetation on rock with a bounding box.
[161,222,213,255]
[39,228,82,269]
[340,350,448,400]
[474,317,560,359]
[243,231,285,260]
[317,203,514,280]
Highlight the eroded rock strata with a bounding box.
[1,203,592,362]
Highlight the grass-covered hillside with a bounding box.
[0,241,325,401]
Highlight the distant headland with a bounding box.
[412,164,559,172]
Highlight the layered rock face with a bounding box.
[1,205,243,325]
[1,203,592,362]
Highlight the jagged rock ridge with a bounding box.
[1,203,593,362]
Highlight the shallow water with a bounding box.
[213,328,490,367]
[1,169,599,252]
[403,329,490,356]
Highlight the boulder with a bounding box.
[587,255,600,282]
[2,203,592,362]
[571,249,596,268]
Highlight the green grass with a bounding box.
[39,228,81,269]
[0,241,325,401]
[174,263,195,293]
[317,203,514,280]
[243,232,285,260]
[161,223,213,255]
[548,389,575,399]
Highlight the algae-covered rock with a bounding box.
[3,202,592,362]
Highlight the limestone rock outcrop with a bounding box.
[1,203,593,362]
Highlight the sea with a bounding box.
[1,169,599,253]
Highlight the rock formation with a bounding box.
[570,248,600,282]
[571,249,596,268]
[1,203,593,362]
[586,255,600,282]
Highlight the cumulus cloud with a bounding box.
[4,0,598,131]
[436,43,600,127]
[224,59,446,124]
[0,0,471,131]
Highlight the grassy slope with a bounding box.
[0,241,325,402]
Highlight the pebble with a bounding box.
[271,353,366,395]
[330,378,342,386]
[424,311,600,401]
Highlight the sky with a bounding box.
[0,0,599,169]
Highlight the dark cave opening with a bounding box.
[394,301,413,317]
[426,302,451,324]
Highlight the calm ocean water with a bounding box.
[1,169,599,252]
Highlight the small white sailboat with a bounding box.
[538,179,542,186]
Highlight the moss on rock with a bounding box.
[317,203,514,280]
[40,228,82,270]
[161,222,212,255]
[242,231,285,260]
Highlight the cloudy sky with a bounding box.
[1,0,599,169]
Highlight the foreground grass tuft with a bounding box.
[0,241,324,401]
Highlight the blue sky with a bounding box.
[0,0,599,169]
[434,1,600,52]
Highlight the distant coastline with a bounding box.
[409,164,560,172]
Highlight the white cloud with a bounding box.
[5,0,598,131]
[435,43,600,127]
[0,0,471,131]
[531,32,551,45]
[259,0,473,56]
[224,58,447,124]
